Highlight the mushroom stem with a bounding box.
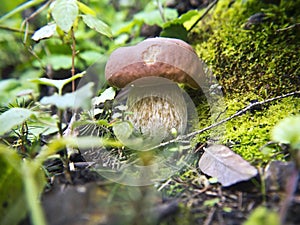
[113,77,187,150]
[127,80,187,140]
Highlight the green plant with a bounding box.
[0,76,121,224]
[269,115,300,224]
[272,115,300,154]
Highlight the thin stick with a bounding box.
[277,23,300,32]
[188,0,219,32]
[21,0,53,43]
[157,178,172,191]
[0,25,34,34]
[203,207,216,225]
[155,90,300,149]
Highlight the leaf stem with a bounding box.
[71,27,76,92]
[57,109,63,137]
[156,0,165,23]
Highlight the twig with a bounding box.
[26,45,45,70]
[203,207,216,225]
[157,178,172,191]
[214,106,228,122]
[21,0,53,43]
[0,25,34,34]
[154,90,300,149]
[276,23,300,32]
[188,0,219,32]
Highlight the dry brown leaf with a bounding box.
[198,144,258,187]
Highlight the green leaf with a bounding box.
[160,23,188,41]
[77,1,96,16]
[81,14,112,38]
[28,114,63,136]
[22,160,47,225]
[30,71,85,95]
[31,23,56,41]
[92,87,116,105]
[51,0,78,33]
[36,136,122,163]
[79,51,103,64]
[182,11,201,30]
[40,82,94,110]
[0,108,34,135]
[203,198,220,207]
[272,115,300,149]
[0,145,27,225]
[0,79,20,105]
[0,70,41,106]
[165,9,200,30]
[160,10,200,41]
[44,55,74,70]
[243,206,280,225]
[134,8,178,27]
[0,79,19,92]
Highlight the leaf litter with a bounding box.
[198,144,258,187]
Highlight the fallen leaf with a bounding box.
[198,144,258,187]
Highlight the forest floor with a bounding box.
[27,150,300,225]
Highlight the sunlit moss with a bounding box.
[221,96,300,164]
[189,0,300,163]
[193,95,300,164]
[191,0,300,97]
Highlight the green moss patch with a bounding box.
[194,95,300,164]
[189,0,300,164]
[191,0,300,97]
[222,95,300,164]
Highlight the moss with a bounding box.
[194,94,300,165]
[191,0,300,97]
[187,0,300,164]
[222,95,300,164]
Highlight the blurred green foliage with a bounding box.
[0,0,192,107]
[0,1,193,224]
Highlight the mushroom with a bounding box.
[105,37,203,150]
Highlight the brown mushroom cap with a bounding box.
[105,37,205,89]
